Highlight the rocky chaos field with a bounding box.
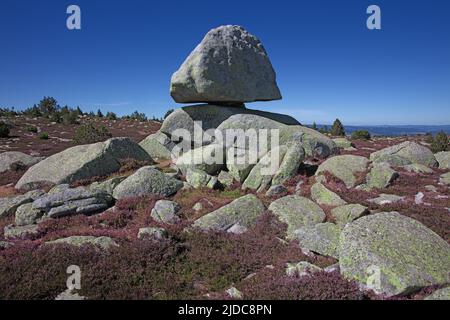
[0,25,449,301]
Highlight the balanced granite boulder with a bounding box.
[170,25,281,104]
[339,212,450,296]
[16,138,153,191]
[0,151,44,173]
[113,166,183,199]
[370,141,438,167]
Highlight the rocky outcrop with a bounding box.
[192,194,264,232]
[175,144,225,175]
[170,25,281,104]
[268,195,326,239]
[16,138,153,191]
[370,141,438,167]
[139,131,175,160]
[0,190,44,218]
[339,212,450,296]
[0,151,44,173]
[365,162,399,190]
[113,166,183,199]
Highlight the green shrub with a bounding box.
[106,112,117,120]
[61,110,79,124]
[319,125,329,135]
[73,123,112,145]
[330,119,345,136]
[0,121,10,137]
[38,97,58,117]
[38,132,49,140]
[431,131,449,153]
[26,125,38,133]
[351,130,371,140]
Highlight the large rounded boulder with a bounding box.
[170,25,281,104]
[16,138,153,191]
[370,141,438,167]
[339,212,450,296]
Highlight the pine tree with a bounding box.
[97,109,104,118]
[331,118,345,136]
[431,131,449,153]
[312,122,318,130]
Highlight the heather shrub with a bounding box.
[351,130,371,140]
[38,132,49,140]
[431,131,449,153]
[73,122,112,144]
[26,125,38,133]
[61,109,79,124]
[0,121,10,137]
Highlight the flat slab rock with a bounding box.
[339,212,450,296]
[45,236,118,250]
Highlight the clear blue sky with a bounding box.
[1,0,449,125]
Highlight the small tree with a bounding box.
[76,106,83,115]
[38,97,58,117]
[0,121,10,138]
[319,125,329,134]
[431,131,449,153]
[311,122,318,131]
[106,112,117,120]
[331,118,345,136]
[97,109,104,118]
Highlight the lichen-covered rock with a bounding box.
[15,203,43,226]
[294,223,341,259]
[440,172,450,185]
[331,204,368,228]
[402,163,434,174]
[45,236,118,250]
[332,138,353,149]
[89,176,126,195]
[4,224,39,239]
[370,141,438,167]
[286,261,323,277]
[186,168,213,188]
[175,144,225,175]
[435,151,450,169]
[217,171,234,187]
[268,195,326,239]
[218,114,337,158]
[365,162,398,190]
[16,138,153,191]
[170,25,281,104]
[113,166,183,199]
[151,200,181,224]
[339,212,450,296]
[368,194,405,205]
[315,155,369,188]
[160,104,299,143]
[139,131,174,160]
[310,183,347,207]
[0,190,45,218]
[192,194,264,232]
[138,227,168,241]
[0,151,44,173]
[226,287,243,299]
[424,287,450,300]
[242,146,287,192]
[226,148,257,183]
[32,186,113,218]
[271,141,305,185]
[265,185,287,197]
